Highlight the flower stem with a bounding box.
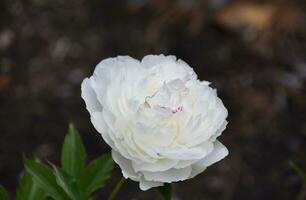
[107,177,126,200]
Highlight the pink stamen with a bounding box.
[172,106,183,114]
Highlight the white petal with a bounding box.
[139,177,163,191]
[160,142,213,160]
[132,159,178,172]
[111,150,139,181]
[142,166,192,182]
[134,120,176,148]
[175,159,198,169]
[81,78,102,113]
[199,140,228,167]
[141,54,176,68]
[209,120,228,142]
[94,56,140,75]
[91,56,142,116]
[189,165,207,179]
[189,140,228,178]
[141,54,196,82]
[91,112,115,149]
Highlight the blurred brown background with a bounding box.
[0,0,306,199]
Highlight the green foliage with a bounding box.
[78,153,114,195]
[158,183,172,200]
[53,166,86,200]
[289,161,306,181]
[16,173,46,200]
[0,185,8,200]
[24,158,69,200]
[61,124,86,178]
[3,123,175,200]
[19,123,114,200]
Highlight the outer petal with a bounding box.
[198,140,228,167]
[175,159,198,169]
[141,54,176,68]
[81,78,102,113]
[209,120,228,142]
[189,140,228,178]
[132,159,178,172]
[189,165,207,179]
[91,112,115,149]
[142,166,192,182]
[94,56,140,77]
[139,177,163,191]
[160,141,214,160]
[91,56,142,116]
[141,54,196,82]
[111,150,140,181]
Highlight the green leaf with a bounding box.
[289,161,306,181]
[158,183,172,200]
[24,158,69,200]
[78,153,114,195]
[0,185,8,200]
[16,173,46,200]
[53,165,86,200]
[61,123,87,178]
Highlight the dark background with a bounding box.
[0,0,306,199]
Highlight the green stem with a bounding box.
[107,177,126,200]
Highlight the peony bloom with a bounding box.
[81,55,228,190]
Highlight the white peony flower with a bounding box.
[81,55,228,190]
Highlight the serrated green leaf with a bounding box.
[158,183,172,200]
[53,165,86,200]
[78,153,114,195]
[16,173,46,200]
[24,158,69,200]
[0,185,8,200]
[61,123,87,178]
